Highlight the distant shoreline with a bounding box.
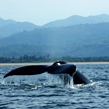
[0,62,109,65]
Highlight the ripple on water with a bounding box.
[0,64,109,109]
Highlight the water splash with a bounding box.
[2,73,74,88]
[47,73,74,88]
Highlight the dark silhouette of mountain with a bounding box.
[0,14,109,38]
[0,44,109,58]
[0,22,109,46]
[0,22,109,57]
[43,14,109,28]
[0,22,40,38]
[0,17,16,27]
[0,18,40,38]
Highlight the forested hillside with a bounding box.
[43,14,109,28]
[0,22,109,57]
[0,17,16,27]
[0,18,40,38]
[0,23,109,46]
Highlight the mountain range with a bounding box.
[0,18,40,38]
[43,14,109,27]
[0,14,109,58]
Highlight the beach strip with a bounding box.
[0,62,109,65]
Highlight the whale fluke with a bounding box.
[73,70,90,84]
[3,61,90,84]
[4,65,48,78]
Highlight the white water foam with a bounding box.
[3,72,74,88]
[47,73,74,88]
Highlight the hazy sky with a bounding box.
[0,0,109,25]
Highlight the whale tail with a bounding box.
[4,61,90,84]
[73,70,90,84]
[4,65,48,78]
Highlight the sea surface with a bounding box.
[0,64,109,109]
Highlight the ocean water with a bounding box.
[0,64,109,109]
